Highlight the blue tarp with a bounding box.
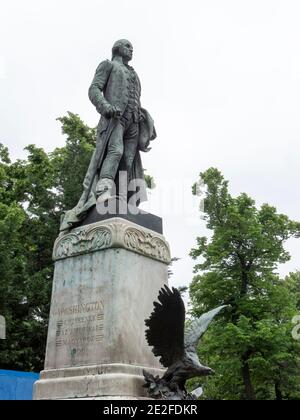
[0,370,39,400]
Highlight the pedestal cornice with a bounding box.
[53,217,171,264]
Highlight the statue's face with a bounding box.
[118,40,133,61]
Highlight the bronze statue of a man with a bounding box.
[60,39,156,233]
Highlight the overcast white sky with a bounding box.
[1,0,300,297]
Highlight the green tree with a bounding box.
[285,271,300,311]
[189,168,300,400]
[0,113,96,371]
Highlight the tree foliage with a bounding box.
[0,112,95,371]
[189,168,300,400]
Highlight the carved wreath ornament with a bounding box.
[53,219,171,264]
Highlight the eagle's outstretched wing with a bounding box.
[184,305,227,352]
[145,285,185,368]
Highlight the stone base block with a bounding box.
[34,363,164,400]
[34,217,170,400]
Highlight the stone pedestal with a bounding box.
[34,217,170,400]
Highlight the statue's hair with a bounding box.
[112,39,131,59]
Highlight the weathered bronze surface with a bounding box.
[60,40,156,232]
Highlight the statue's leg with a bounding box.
[121,121,139,203]
[97,121,124,199]
[99,121,124,180]
[123,121,139,174]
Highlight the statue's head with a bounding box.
[112,39,133,62]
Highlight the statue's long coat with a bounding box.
[60,59,156,232]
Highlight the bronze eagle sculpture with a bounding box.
[143,285,227,399]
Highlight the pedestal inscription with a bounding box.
[54,301,104,348]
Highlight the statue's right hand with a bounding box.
[103,104,121,119]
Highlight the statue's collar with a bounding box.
[113,56,134,71]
